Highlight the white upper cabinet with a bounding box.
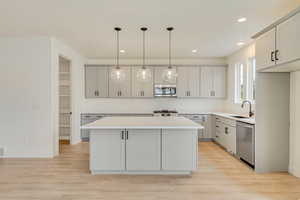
[154,66,177,85]
[200,67,226,98]
[213,67,226,98]
[255,28,276,71]
[131,67,154,98]
[177,67,200,97]
[255,11,300,72]
[109,66,131,97]
[276,12,300,65]
[85,66,108,98]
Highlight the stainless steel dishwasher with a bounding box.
[236,122,255,168]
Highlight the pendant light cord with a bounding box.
[117,29,119,69]
[141,27,147,70]
[169,30,171,69]
[167,27,174,69]
[143,29,145,69]
[114,27,121,69]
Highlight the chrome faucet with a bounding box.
[242,100,254,118]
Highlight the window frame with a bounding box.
[234,57,256,104]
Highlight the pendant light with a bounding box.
[162,27,177,83]
[136,27,152,82]
[111,27,125,81]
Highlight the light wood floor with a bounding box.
[1,142,300,200]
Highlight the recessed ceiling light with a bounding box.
[238,17,247,23]
[120,50,125,53]
[237,42,245,46]
[192,49,198,53]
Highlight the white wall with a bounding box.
[290,71,300,178]
[225,43,255,115]
[50,38,85,155]
[0,37,53,157]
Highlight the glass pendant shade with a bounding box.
[163,27,176,82]
[110,67,126,81]
[162,67,177,83]
[111,27,124,81]
[136,27,151,82]
[136,68,152,82]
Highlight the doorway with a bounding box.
[59,56,72,147]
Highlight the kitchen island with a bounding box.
[81,116,203,175]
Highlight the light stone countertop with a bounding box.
[81,116,204,130]
[213,113,255,125]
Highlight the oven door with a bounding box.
[154,85,177,97]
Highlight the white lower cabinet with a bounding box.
[90,129,125,171]
[225,126,236,155]
[214,116,237,155]
[126,129,161,171]
[162,129,197,171]
[90,128,198,174]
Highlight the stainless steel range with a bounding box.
[153,110,178,117]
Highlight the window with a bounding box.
[235,57,256,103]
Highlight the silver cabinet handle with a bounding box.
[126,130,129,140]
[121,131,124,140]
[275,50,279,61]
[120,91,122,96]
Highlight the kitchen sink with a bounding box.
[231,115,249,119]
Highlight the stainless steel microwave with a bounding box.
[154,85,177,97]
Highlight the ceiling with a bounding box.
[0,0,299,59]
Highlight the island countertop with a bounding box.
[81,116,204,130]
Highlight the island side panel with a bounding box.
[162,129,198,171]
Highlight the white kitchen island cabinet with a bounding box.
[82,117,202,175]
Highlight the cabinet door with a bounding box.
[96,67,108,97]
[109,67,131,97]
[276,12,300,65]
[154,66,177,85]
[90,130,125,171]
[177,67,189,97]
[126,129,161,171]
[85,66,98,98]
[162,129,197,171]
[131,67,153,97]
[226,126,236,155]
[200,67,213,97]
[213,67,226,98]
[188,67,200,97]
[119,67,132,97]
[202,115,212,139]
[255,28,276,71]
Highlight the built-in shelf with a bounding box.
[59,57,71,141]
[60,81,70,86]
[60,124,70,128]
